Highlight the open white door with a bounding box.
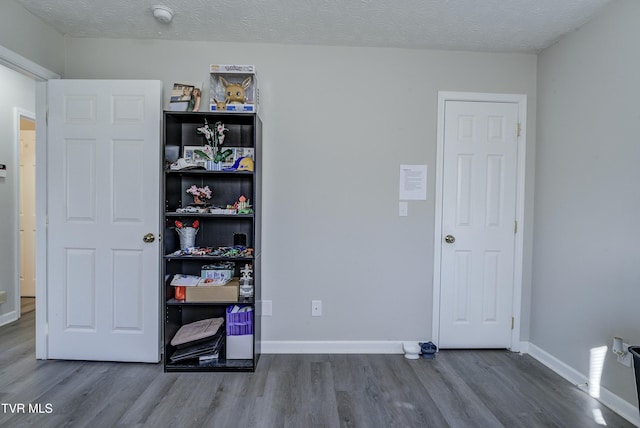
[434,94,526,350]
[47,80,162,362]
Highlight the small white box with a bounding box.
[226,334,253,359]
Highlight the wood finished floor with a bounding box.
[20,297,35,315]
[0,310,634,428]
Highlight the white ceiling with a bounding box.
[16,0,613,53]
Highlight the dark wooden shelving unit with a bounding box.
[162,111,261,372]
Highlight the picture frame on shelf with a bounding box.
[168,81,203,112]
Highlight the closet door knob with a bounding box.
[143,233,155,243]
[445,235,456,244]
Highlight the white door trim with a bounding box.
[0,46,60,359]
[432,91,527,352]
[0,45,60,81]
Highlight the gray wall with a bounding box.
[0,64,35,320]
[0,0,60,323]
[0,0,65,76]
[534,0,640,406]
[63,38,537,343]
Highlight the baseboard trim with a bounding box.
[0,310,18,328]
[262,340,404,354]
[524,342,640,427]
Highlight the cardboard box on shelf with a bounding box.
[185,280,239,302]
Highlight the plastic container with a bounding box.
[201,262,234,285]
[630,346,640,415]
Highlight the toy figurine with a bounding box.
[213,97,228,111]
[239,263,254,298]
[240,263,253,281]
[236,195,254,214]
[220,76,252,104]
[238,195,248,211]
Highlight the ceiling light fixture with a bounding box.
[152,5,174,24]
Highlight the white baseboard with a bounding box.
[524,342,640,427]
[525,342,588,385]
[0,310,18,327]
[261,340,404,354]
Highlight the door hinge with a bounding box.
[517,123,521,137]
[514,220,518,234]
[511,317,515,330]
[44,322,49,335]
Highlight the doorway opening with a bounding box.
[19,114,36,316]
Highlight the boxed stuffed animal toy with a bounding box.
[209,64,258,113]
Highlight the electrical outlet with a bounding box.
[0,291,6,304]
[618,343,632,367]
[311,300,322,316]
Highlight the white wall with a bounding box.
[535,0,640,407]
[0,64,35,321]
[0,0,65,76]
[64,38,537,345]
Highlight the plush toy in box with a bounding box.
[209,64,258,113]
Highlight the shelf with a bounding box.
[165,212,254,218]
[164,255,254,261]
[165,169,253,176]
[164,358,255,372]
[166,297,255,305]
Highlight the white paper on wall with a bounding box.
[399,164,427,200]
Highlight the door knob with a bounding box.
[143,233,155,243]
[445,235,456,244]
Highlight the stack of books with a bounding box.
[169,317,225,363]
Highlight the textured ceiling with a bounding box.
[16,0,613,53]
